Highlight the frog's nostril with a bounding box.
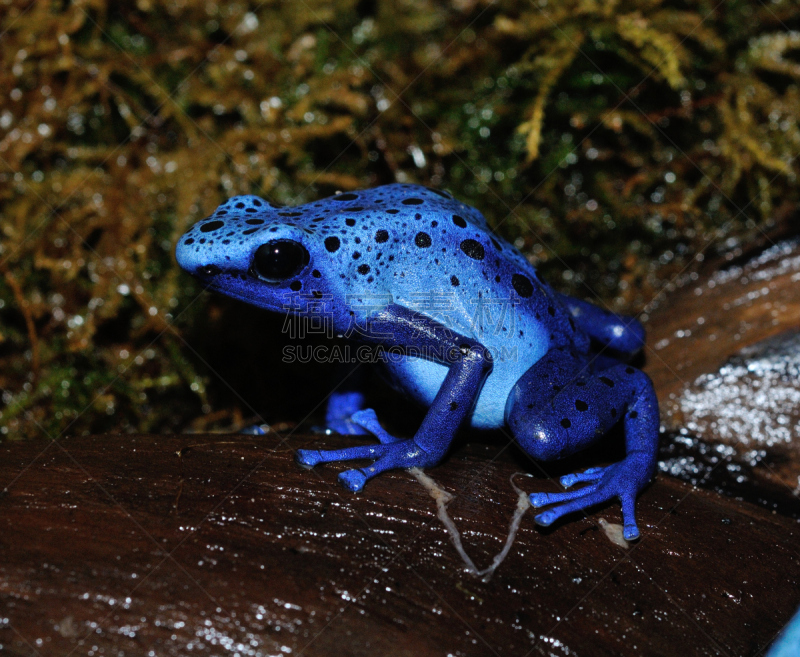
[197,264,222,277]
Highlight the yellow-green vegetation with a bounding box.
[1,0,798,438]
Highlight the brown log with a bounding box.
[1,432,797,656]
[644,237,800,507]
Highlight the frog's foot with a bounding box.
[296,409,437,492]
[529,455,652,541]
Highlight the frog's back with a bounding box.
[313,184,574,343]
[301,184,582,428]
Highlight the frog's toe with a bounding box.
[621,495,640,541]
[339,468,368,492]
[530,488,591,509]
[351,408,379,429]
[560,467,605,488]
[295,443,382,469]
[351,409,401,444]
[533,508,562,527]
[295,449,322,468]
[532,484,608,527]
[623,521,640,541]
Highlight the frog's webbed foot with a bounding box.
[529,453,652,541]
[295,408,434,492]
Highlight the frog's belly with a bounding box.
[382,347,544,430]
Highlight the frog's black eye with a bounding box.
[252,240,309,282]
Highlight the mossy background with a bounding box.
[1,0,798,440]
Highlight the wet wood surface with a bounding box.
[644,237,800,413]
[643,237,800,512]
[1,432,798,656]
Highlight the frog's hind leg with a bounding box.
[556,294,645,357]
[506,348,658,540]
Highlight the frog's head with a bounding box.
[176,194,325,314]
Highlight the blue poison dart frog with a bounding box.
[176,184,658,540]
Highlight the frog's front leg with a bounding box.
[506,348,659,540]
[296,304,493,491]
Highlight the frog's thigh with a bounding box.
[506,348,632,461]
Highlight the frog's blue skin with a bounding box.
[176,184,659,540]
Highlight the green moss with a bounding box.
[1,0,798,437]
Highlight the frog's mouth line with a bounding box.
[194,270,290,313]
